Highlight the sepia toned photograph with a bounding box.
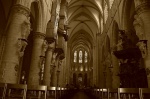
[0,0,150,99]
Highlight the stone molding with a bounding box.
[12,4,30,17]
[33,32,46,39]
[136,2,150,15]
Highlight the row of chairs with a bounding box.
[0,83,68,99]
[92,88,150,99]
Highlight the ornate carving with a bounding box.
[17,38,28,57]
[58,28,68,41]
[14,64,19,72]
[39,55,45,83]
[133,15,145,40]
[21,17,31,40]
[51,52,58,66]
[116,30,134,51]
[41,40,48,56]
[33,32,46,39]
[58,60,63,71]
[136,40,147,58]
[54,48,64,56]
[12,4,30,17]
[135,2,150,15]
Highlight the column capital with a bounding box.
[33,32,46,39]
[12,4,30,17]
[135,2,150,15]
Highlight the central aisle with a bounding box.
[67,91,95,99]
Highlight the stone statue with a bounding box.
[21,17,31,39]
[17,39,28,57]
[133,15,145,40]
[51,52,57,66]
[116,30,133,50]
[41,40,48,56]
[136,40,147,58]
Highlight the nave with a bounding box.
[1,1,150,99]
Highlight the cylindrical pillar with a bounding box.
[50,52,58,86]
[43,42,55,86]
[51,66,57,86]
[28,32,45,85]
[0,4,30,83]
[112,54,120,88]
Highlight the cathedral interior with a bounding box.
[1,0,150,99]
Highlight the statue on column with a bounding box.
[21,17,31,40]
[50,52,58,77]
[51,52,58,66]
[41,40,48,56]
[133,14,145,40]
[58,59,62,69]
[134,15,147,58]
[137,40,147,58]
[17,17,31,57]
[116,30,133,51]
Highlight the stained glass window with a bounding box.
[74,51,77,62]
[85,51,88,63]
[79,50,82,63]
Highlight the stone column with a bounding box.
[43,41,55,86]
[50,52,58,86]
[134,0,150,87]
[50,66,57,86]
[0,4,30,83]
[28,32,46,85]
[59,60,65,86]
[111,53,120,88]
[93,45,97,85]
[57,59,63,86]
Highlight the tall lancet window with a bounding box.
[74,51,77,62]
[85,51,88,63]
[79,50,82,63]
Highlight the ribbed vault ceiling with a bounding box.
[67,0,103,52]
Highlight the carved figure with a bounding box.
[137,40,147,58]
[17,39,28,57]
[41,40,48,56]
[51,52,57,65]
[133,15,144,40]
[21,17,31,39]
[116,30,133,50]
